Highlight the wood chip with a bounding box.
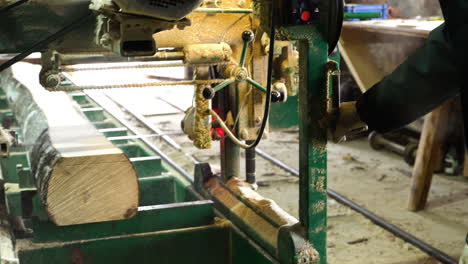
[347,238,369,245]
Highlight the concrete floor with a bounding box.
[72,66,468,263]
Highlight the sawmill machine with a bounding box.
[0,0,343,263]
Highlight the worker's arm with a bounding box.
[355,24,461,133]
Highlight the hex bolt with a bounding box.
[202,87,215,100]
[242,30,255,43]
[45,74,60,88]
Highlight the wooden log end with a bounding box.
[46,153,139,226]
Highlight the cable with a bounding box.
[0,0,28,14]
[195,6,274,150]
[244,4,276,149]
[209,3,277,150]
[211,109,250,149]
[0,12,94,73]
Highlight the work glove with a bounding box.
[331,101,368,143]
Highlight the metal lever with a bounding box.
[202,30,283,102]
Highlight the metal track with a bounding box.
[84,92,194,183]
[105,93,184,151]
[82,91,280,264]
[255,149,457,264]
[103,95,457,264]
[65,67,457,264]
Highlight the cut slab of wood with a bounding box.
[0,63,139,226]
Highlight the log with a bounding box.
[0,63,139,226]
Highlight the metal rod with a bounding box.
[0,0,28,14]
[0,12,93,73]
[213,78,235,93]
[247,78,267,93]
[60,51,185,65]
[85,92,194,182]
[255,148,457,264]
[108,131,184,141]
[62,62,187,72]
[194,8,253,14]
[239,40,249,68]
[344,12,382,19]
[245,140,256,184]
[105,94,183,151]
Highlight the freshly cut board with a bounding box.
[0,63,139,226]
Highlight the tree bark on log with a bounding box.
[0,63,139,226]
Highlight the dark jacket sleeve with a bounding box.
[356,24,461,133]
[439,0,468,73]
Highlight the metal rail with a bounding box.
[79,75,456,263]
[107,131,184,141]
[84,92,194,182]
[255,149,457,264]
[104,93,184,151]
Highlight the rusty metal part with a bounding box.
[184,43,233,64]
[369,131,418,165]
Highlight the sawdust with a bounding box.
[193,84,212,149]
[297,243,319,264]
[184,43,232,64]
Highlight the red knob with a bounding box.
[301,10,312,22]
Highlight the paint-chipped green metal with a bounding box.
[31,200,215,243]
[0,87,281,264]
[270,94,299,128]
[280,25,329,264]
[19,224,232,264]
[247,78,268,93]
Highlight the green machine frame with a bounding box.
[0,1,338,263]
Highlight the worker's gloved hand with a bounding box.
[331,101,368,143]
